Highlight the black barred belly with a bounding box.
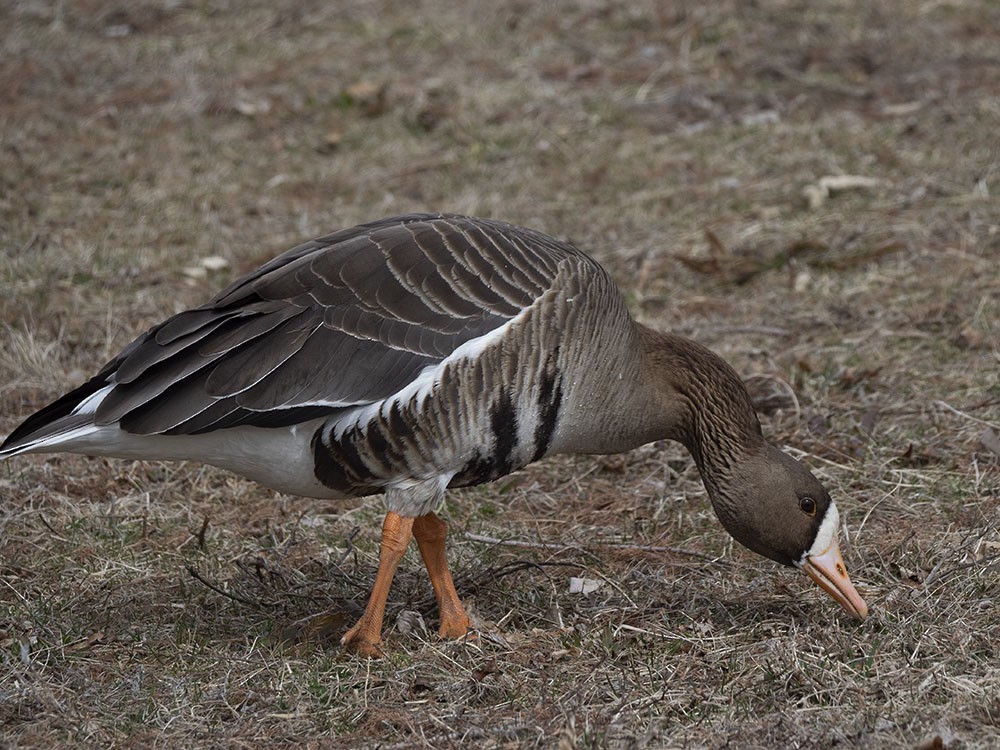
[312,367,563,496]
[451,367,563,488]
[311,401,418,497]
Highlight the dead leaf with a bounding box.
[973,539,1000,561]
[912,735,946,750]
[317,128,343,154]
[275,607,360,647]
[803,174,881,209]
[900,443,950,466]
[837,367,882,387]
[784,238,829,262]
[596,455,628,472]
[900,573,925,588]
[233,92,271,117]
[674,254,722,275]
[568,63,602,82]
[412,82,456,131]
[409,676,435,695]
[199,255,229,271]
[568,577,602,595]
[343,80,388,117]
[395,609,427,635]
[67,630,106,651]
[821,241,907,271]
[471,660,498,681]
[952,321,986,349]
[704,227,728,256]
[819,174,882,192]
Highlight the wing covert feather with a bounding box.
[95,214,583,435]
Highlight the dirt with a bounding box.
[1,1,998,748]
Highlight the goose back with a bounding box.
[2,214,648,510]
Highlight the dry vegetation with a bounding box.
[2,0,999,747]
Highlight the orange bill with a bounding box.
[802,537,869,621]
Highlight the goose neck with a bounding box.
[635,324,765,494]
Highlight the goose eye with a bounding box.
[799,496,817,516]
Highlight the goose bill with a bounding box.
[801,538,868,621]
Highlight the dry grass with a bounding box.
[2,0,999,747]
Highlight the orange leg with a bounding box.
[413,512,474,639]
[341,511,414,657]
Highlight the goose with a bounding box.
[1,213,868,656]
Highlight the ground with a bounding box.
[1,1,999,748]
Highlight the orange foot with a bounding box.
[438,611,475,641]
[412,512,477,644]
[340,621,384,658]
[336,512,414,658]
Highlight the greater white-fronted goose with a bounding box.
[1,213,868,655]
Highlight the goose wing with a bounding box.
[8,214,579,444]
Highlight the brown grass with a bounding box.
[2,0,999,747]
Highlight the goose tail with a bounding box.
[1,375,110,458]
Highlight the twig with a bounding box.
[485,559,585,581]
[37,512,71,543]
[462,532,732,567]
[925,554,1000,589]
[438,559,583,609]
[933,400,1000,430]
[195,516,209,550]
[186,565,268,611]
[337,525,361,566]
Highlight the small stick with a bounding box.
[933,400,1000,430]
[186,565,267,610]
[462,532,731,566]
[195,516,210,550]
[38,513,70,542]
[337,525,361,566]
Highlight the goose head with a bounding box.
[636,326,868,621]
[711,444,868,621]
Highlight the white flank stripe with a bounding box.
[331,305,531,439]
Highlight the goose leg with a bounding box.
[413,512,473,639]
[341,511,414,657]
